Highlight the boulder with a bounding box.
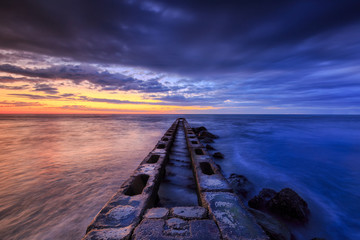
[198,130,219,139]
[206,144,215,150]
[228,174,254,198]
[193,126,207,134]
[202,137,214,143]
[247,208,292,240]
[213,152,224,159]
[268,188,310,223]
[248,188,277,210]
[215,164,222,171]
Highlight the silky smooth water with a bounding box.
[0,114,359,240]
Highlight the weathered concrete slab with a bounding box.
[190,155,233,192]
[196,169,233,192]
[189,220,221,240]
[202,192,269,240]
[144,208,169,219]
[187,139,202,148]
[166,217,188,229]
[83,227,132,240]
[141,153,166,166]
[133,219,165,239]
[171,206,207,220]
[133,218,221,240]
[152,141,169,154]
[86,156,164,233]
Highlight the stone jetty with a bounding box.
[83,118,268,240]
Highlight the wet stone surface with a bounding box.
[83,227,132,240]
[133,219,221,240]
[203,192,269,240]
[144,208,169,219]
[171,206,207,220]
[157,121,199,207]
[166,217,188,229]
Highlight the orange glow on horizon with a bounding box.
[0,78,218,114]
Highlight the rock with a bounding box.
[198,130,219,139]
[202,137,214,143]
[311,238,326,240]
[206,144,215,150]
[248,208,292,240]
[193,126,207,134]
[268,188,310,223]
[215,164,222,171]
[228,174,254,198]
[213,152,224,159]
[248,188,277,210]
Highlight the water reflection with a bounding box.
[0,115,178,240]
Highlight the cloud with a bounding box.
[0,0,359,74]
[58,105,152,113]
[0,100,42,107]
[33,83,58,94]
[0,64,170,93]
[8,93,62,100]
[0,84,28,90]
[78,96,144,105]
[60,93,75,97]
[0,75,40,83]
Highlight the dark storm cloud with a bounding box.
[0,0,359,74]
[78,96,143,105]
[0,75,41,83]
[78,95,216,106]
[153,94,223,106]
[0,64,170,93]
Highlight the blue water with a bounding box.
[0,114,359,239]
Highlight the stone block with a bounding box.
[171,206,207,219]
[83,227,132,240]
[192,158,233,192]
[186,138,203,148]
[153,140,172,153]
[87,162,163,232]
[166,218,188,230]
[202,192,269,240]
[144,208,169,219]
[86,197,144,232]
[189,220,221,240]
[141,153,166,166]
[132,219,165,240]
[133,219,221,240]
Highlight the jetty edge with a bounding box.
[83,118,268,240]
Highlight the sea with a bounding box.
[0,114,359,240]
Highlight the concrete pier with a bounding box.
[83,118,269,240]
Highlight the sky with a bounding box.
[0,0,360,114]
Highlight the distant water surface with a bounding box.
[0,114,359,240]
